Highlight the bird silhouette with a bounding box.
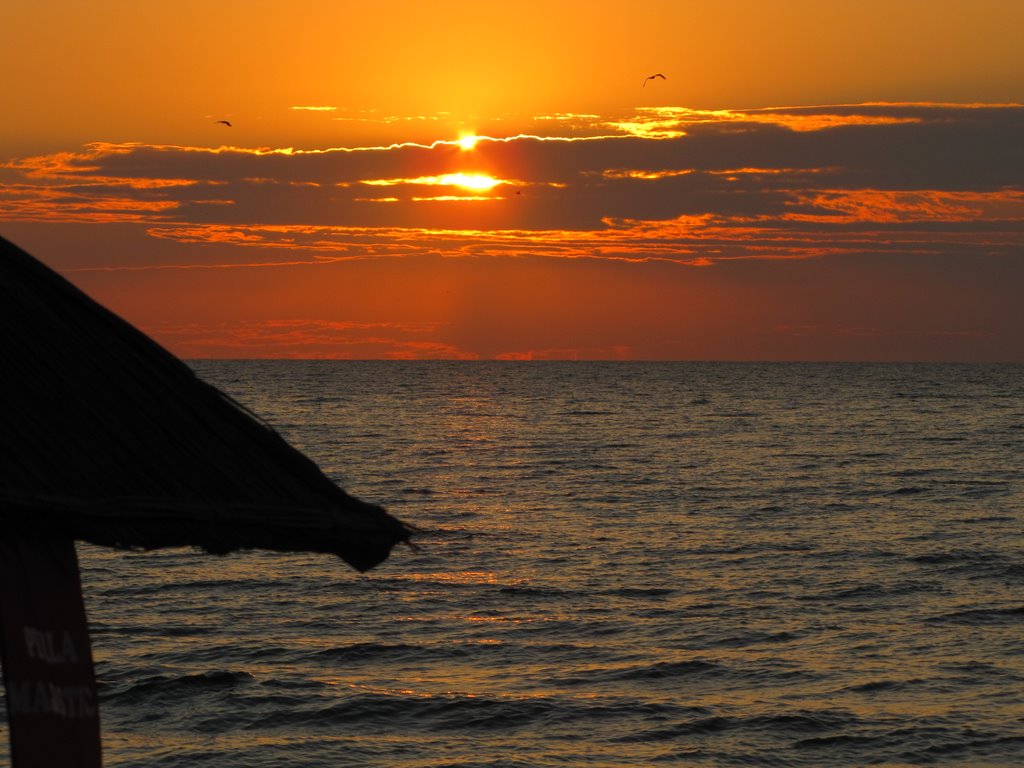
[214,120,232,127]
[643,73,667,87]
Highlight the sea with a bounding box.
[3,361,1023,767]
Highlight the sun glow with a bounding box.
[442,172,500,190]
[360,172,503,191]
[457,134,481,151]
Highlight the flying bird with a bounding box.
[214,120,232,127]
[643,73,667,87]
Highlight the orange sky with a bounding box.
[1,0,1022,360]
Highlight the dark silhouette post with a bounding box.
[0,536,101,767]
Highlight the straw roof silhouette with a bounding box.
[0,235,411,572]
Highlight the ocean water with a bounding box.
[4,361,1024,767]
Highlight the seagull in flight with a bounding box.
[643,73,667,87]
[214,120,232,127]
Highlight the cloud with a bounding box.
[494,345,633,360]
[142,318,479,359]
[2,103,1022,269]
[784,189,1024,223]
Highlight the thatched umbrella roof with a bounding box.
[0,235,411,572]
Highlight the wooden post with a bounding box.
[0,535,102,767]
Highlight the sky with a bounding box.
[1,0,1022,361]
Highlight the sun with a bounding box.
[456,133,481,151]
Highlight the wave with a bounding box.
[605,587,678,598]
[238,690,701,733]
[925,606,1024,626]
[908,550,1024,581]
[798,580,946,602]
[553,658,728,687]
[313,642,466,662]
[612,708,861,744]
[888,485,927,495]
[498,585,573,598]
[841,678,926,693]
[102,670,255,703]
[705,630,804,648]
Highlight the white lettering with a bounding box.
[7,679,97,719]
[21,626,79,664]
